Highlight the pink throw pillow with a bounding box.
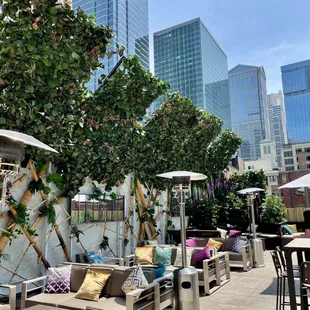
[186,238,198,247]
[229,230,241,237]
[195,245,211,264]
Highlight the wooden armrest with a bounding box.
[22,276,47,285]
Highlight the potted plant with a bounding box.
[259,195,287,233]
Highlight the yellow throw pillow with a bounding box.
[287,224,297,233]
[75,269,110,301]
[207,238,223,250]
[135,247,154,265]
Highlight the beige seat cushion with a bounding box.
[25,292,76,308]
[227,251,243,261]
[59,296,107,310]
[84,296,154,310]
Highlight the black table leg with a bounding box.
[285,249,297,310]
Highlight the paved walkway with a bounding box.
[199,250,299,309]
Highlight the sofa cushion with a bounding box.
[154,247,172,265]
[75,253,88,264]
[135,247,154,265]
[223,238,235,251]
[70,264,89,292]
[75,269,111,301]
[227,251,243,261]
[194,245,211,265]
[84,296,155,310]
[45,265,72,294]
[174,247,194,267]
[25,292,76,308]
[231,237,248,253]
[85,250,105,264]
[58,296,107,310]
[170,248,177,265]
[122,265,148,297]
[186,238,198,247]
[195,238,208,247]
[207,238,223,250]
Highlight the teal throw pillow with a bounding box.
[154,264,167,279]
[282,225,293,235]
[154,247,172,265]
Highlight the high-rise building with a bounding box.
[73,0,149,91]
[267,90,288,167]
[152,18,231,130]
[281,59,310,143]
[229,65,270,161]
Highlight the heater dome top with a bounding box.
[157,171,207,181]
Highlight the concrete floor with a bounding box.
[198,250,300,310]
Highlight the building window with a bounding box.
[296,148,302,153]
[264,146,267,154]
[306,148,310,153]
[270,176,277,182]
[267,146,271,154]
[284,151,293,157]
[285,166,294,171]
[71,194,125,224]
[285,158,294,165]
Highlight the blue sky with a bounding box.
[149,0,310,93]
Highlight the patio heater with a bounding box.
[237,187,265,268]
[0,130,58,209]
[157,171,207,310]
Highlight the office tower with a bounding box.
[73,0,149,91]
[267,91,288,167]
[229,65,270,161]
[281,59,310,143]
[152,18,231,130]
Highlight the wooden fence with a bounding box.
[286,207,307,222]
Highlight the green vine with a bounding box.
[5,199,38,245]
[39,203,56,225]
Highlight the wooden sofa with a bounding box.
[126,245,230,295]
[192,237,253,271]
[0,284,16,310]
[21,263,173,310]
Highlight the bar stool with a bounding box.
[271,251,300,309]
[300,262,310,309]
[276,246,300,271]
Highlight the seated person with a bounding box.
[299,210,310,260]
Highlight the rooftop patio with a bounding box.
[199,250,299,310]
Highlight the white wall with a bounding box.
[0,169,168,287]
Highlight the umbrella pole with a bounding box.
[305,187,310,209]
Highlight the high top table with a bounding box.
[284,238,310,310]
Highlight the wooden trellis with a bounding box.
[0,167,169,284]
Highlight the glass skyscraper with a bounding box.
[152,18,231,130]
[73,0,149,91]
[281,59,310,143]
[229,65,270,161]
[267,91,288,167]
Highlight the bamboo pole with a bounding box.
[136,180,157,240]
[29,161,71,262]
[135,194,146,245]
[122,179,133,258]
[0,264,28,281]
[165,191,171,244]
[6,202,50,269]
[0,164,47,252]
[12,174,28,186]
[0,211,9,219]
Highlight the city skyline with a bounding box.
[149,0,310,94]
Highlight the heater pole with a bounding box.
[179,189,187,268]
[250,194,257,239]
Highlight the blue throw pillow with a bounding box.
[85,250,105,264]
[154,264,167,279]
[282,225,293,235]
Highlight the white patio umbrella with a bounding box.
[157,171,207,268]
[278,173,310,208]
[0,129,58,153]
